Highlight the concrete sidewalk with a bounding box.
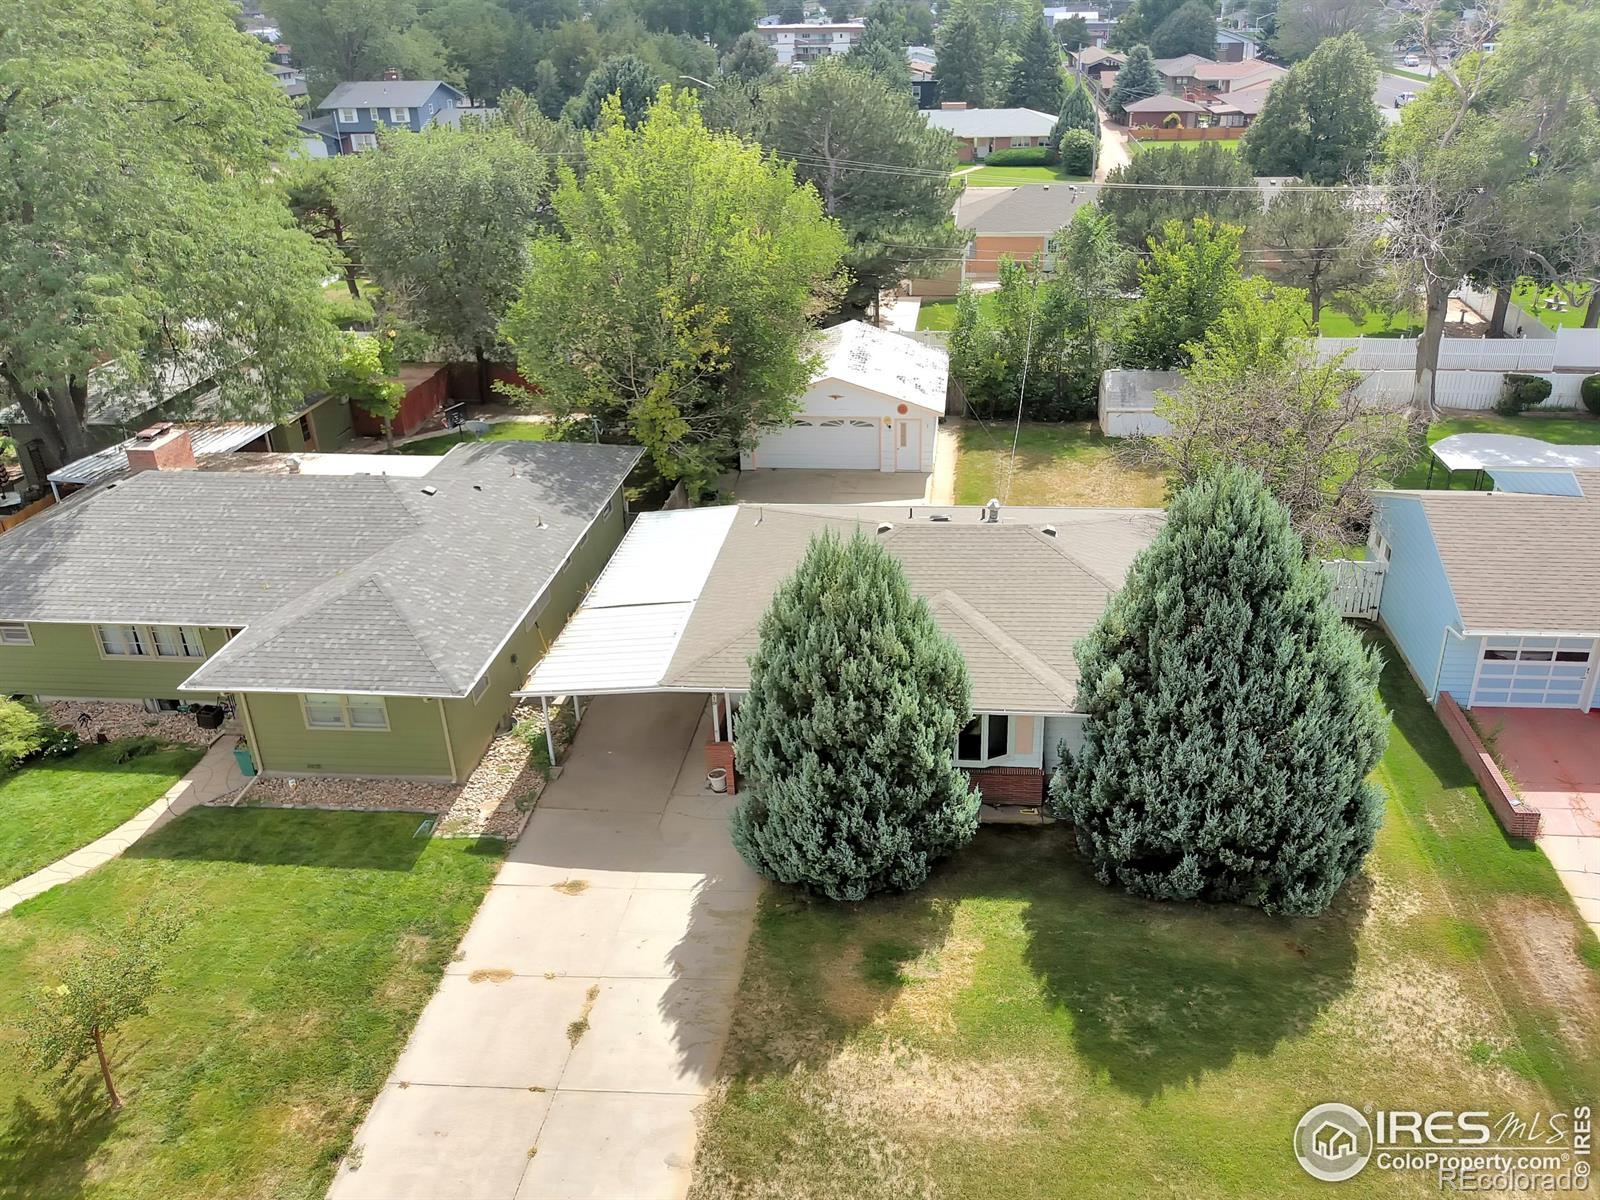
[0,735,243,916]
[329,694,760,1200]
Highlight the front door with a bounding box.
[893,419,920,472]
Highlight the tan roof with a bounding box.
[1409,480,1600,632]
[660,505,1166,711]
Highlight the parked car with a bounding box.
[1395,91,1417,107]
[1403,53,1421,66]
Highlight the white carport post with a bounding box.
[540,695,556,766]
[710,692,722,741]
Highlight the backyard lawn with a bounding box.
[952,420,1168,507]
[914,294,998,332]
[1394,410,1600,489]
[690,640,1600,1199]
[0,740,201,888]
[957,164,1089,186]
[0,808,502,1200]
[1512,280,1595,331]
[1314,306,1426,337]
[391,419,550,456]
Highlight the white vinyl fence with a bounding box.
[1316,336,1559,373]
[1322,559,1385,620]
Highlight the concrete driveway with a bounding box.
[1481,707,1600,935]
[329,694,760,1200]
[726,467,932,505]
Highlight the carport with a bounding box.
[1424,432,1600,491]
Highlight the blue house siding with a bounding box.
[321,83,465,151]
[1372,495,1471,701]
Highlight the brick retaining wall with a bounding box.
[1434,694,1542,839]
[965,765,1047,806]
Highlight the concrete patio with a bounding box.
[1479,707,1600,935]
[724,466,932,505]
[328,693,760,1200]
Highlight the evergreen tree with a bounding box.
[1106,44,1161,115]
[846,15,911,85]
[732,531,979,901]
[562,54,662,129]
[1052,468,1387,917]
[1055,14,1091,49]
[1005,11,1066,111]
[1150,0,1218,59]
[935,1,990,106]
[720,30,778,83]
[1241,32,1382,184]
[1049,77,1099,154]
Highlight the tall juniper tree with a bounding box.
[1051,468,1387,917]
[732,530,979,901]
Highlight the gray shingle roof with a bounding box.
[1408,482,1600,632]
[0,442,641,696]
[660,505,1165,711]
[957,184,1098,234]
[317,80,464,110]
[924,107,1058,138]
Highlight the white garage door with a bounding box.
[1470,637,1595,708]
[752,417,880,470]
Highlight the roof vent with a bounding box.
[876,522,894,534]
[929,513,951,522]
[420,484,438,496]
[1041,524,1058,537]
[983,498,1001,524]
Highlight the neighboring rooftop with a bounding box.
[0,441,642,697]
[1121,93,1213,115]
[46,421,274,490]
[815,321,949,414]
[957,184,1097,234]
[924,107,1058,138]
[317,80,464,110]
[1099,368,1183,412]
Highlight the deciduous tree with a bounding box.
[272,0,449,98]
[0,0,338,476]
[327,332,405,448]
[1271,0,1388,63]
[1241,33,1382,184]
[502,91,847,491]
[1150,0,1218,58]
[732,530,979,901]
[1250,188,1374,325]
[1053,467,1387,916]
[1099,140,1261,251]
[1120,217,1247,369]
[338,125,549,402]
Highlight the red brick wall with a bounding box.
[705,740,738,796]
[965,765,1046,806]
[1434,695,1542,839]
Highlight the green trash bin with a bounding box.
[233,746,257,778]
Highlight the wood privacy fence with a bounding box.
[0,495,55,534]
[1321,559,1385,620]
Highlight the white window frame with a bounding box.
[300,693,391,732]
[389,106,410,122]
[349,132,379,152]
[0,621,32,646]
[469,674,490,705]
[95,624,206,660]
[337,107,359,124]
[955,713,1012,766]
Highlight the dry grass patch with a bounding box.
[952,421,1168,508]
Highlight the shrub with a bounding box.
[1496,372,1553,416]
[108,736,162,764]
[982,146,1053,166]
[0,698,49,770]
[1051,467,1387,916]
[323,292,374,330]
[1057,128,1096,176]
[1581,374,1600,416]
[37,724,80,760]
[731,530,979,901]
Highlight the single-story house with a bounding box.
[1120,93,1212,129]
[314,79,467,153]
[0,439,642,782]
[1207,81,1275,127]
[1071,45,1125,83]
[741,321,946,475]
[518,502,1167,809]
[1097,368,1181,437]
[1190,58,1285,94]
[923,103,1058,161]
[1370,469,1600,711]
[908,183,1100,295]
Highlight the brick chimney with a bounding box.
[125,423,196,474]
[940,101,970,110]
[381,66,402,81]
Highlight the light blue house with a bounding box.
[314,80,468,153]
[1369,468,1600,711]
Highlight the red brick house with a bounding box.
[1119,93,1211,128]
[923,103,1059,162]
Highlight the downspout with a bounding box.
[438,699,460,784]
[236,693,264,773]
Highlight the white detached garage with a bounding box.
[741,321,947,475]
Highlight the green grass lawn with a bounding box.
[1388,65,1433,83]
[391,420,550,456]
[952,420,1169,507]
[914,293,1001,332]
[0,741,202,888]
[690,639,1600,1199]
[1129,136,1242,153]
[0,808,502,1200]
[957,165,1090,186]
[1314,306,1426,337]
[1512,280,1594,330]
[1394,410,1600,489]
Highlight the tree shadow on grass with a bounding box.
[121,807,492,872]
[1006,826,1367,1102]
[0,1075,116,1200]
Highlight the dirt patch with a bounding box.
[1493,897,1600,1047]
[819,942,888,1029]
[1361,868,1427,929]
[469,968,515,984]
[567,984,600,1045]
[551,879,589,896]
[42,700,233,748]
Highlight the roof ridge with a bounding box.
[928,590,1078,708]
[1016,522,1122,590]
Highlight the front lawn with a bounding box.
[952,420,1168,507]
[0,740,202,887]
[958,165,1090,186]
[690,639,1600,1199]
[391,420,550,456]
[1394,411,1600,489]
[0,808,502,1200]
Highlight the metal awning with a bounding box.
[518,505,738,699]
[1424,433,1600,491]
[48,421,274,488]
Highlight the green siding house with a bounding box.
[0,441,642,783]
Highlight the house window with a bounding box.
[96,624,205,659]
[302,693,390,731]
[955,714,1011,765]
[349,133,378,152]
[337,107,359,124]
[469,674,490,705]
[389,106,410,122]
[0,621,31,646]
[601,495,615,518]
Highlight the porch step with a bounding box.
[979,803,1056,826]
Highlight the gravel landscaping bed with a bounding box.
[230,703,572,840]
[41,700,235,748]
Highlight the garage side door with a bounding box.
[1470,637,1595,708]
[751,417,880,470]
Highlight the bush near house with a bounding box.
[1053,468,1387,916]
[0,697,49,770]
[732,531,979,901]
[1581,374,1600,416]
[981,146,1054,166]
[1496,372,1554,416]
[1056,128,1097,176]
